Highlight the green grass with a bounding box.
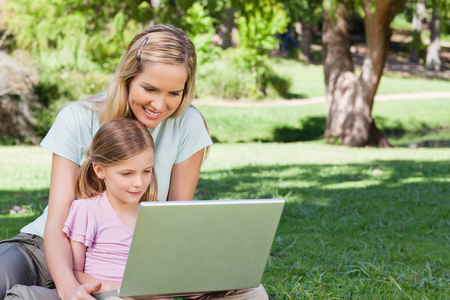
[199,143,450,299]
[2,143,449,299]
[269,57,450,99]
[197,98,450,145]
[0,147,51,237]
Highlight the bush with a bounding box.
[196,49,291,100]
[33,65,110,138]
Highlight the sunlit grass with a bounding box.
[1,143,449,298]
[198,143,450,299]
[197,97,450,144]
[269,57,450,99]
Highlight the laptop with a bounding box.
[93,199,285,299]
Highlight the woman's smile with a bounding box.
[143,107,162,119]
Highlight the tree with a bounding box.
[410,0,426,63]
[280,0,322,61]
[322,0,407,147]
[426,0,441,70]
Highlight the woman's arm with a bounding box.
[168,148,205,201]
[44,154,100,300]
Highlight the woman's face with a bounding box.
[128,63,188,128]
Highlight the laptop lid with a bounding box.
[115,199,285,299]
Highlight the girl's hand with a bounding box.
[65,282,102,300]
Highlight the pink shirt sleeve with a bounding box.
[63,199,97,247]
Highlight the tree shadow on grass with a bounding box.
[375,115,437,134]
[272,116,326,143]
[285,92,310,99]
[196,159,449,297]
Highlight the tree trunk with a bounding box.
[322,0,406,147]
[300,21,313,62]
[215,8,235,49]
[426,2,441,71]
[410,1,425,63]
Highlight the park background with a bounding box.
[0,0,449,299]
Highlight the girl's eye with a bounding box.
[144,169,152,174]
[170,92,180,97]
[144,88,155,92]
[122,172,132,176]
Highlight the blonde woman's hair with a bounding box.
[98,24,197,124]
[75,118,157,202]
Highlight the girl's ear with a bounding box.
[92,162,106,180]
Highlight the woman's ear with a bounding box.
[92,162,106,180]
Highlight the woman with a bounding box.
[0,25,268,300]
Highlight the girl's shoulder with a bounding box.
[71,194,103,209]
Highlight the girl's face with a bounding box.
[93,150,154,206]
[128,62,188,128]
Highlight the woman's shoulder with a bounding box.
[182,105,203,118]
[52,99,101,131]
[60,98,100,115]
[174,106,206,127]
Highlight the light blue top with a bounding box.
[21,101,212,237]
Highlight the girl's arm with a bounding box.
[44,154,100,300]
[168,149,205,201]
[71,240,121,293]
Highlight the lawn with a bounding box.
[269,57,450,99]
[197,97,450,145]
[1,142,449,299]
[201,143,450,299]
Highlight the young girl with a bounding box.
[65,118,157,294]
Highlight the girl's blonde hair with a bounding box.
[98,24,196,124]
[75,118,157,202]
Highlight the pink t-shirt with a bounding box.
[63,192,133,281]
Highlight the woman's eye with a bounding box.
[144,169,152,174]
[122,172,131,176]
[170,92,180,97]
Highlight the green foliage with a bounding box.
[4,0,148,71]
[32,67,111,138]
[4,0,291,103]
[196,53,291,100]
[193,0,291,100]
[196,59,253,100]
[279,0,322,25]
[225,2,289,99]
[234,2,287,53]
[184,3,223,66]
